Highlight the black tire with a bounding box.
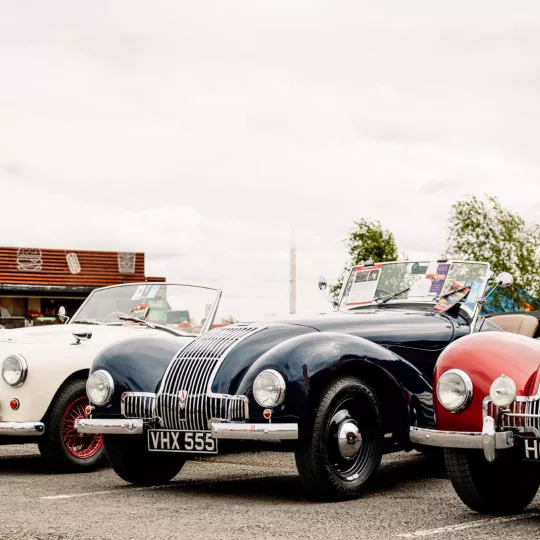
[38,379,107,472]
[105,435,185,485]
[295,376,383,500]
[445,449,540,515]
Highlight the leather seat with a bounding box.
[489,314,539,338]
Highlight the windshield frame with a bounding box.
[337,260,492,317]
[69,283,222,335]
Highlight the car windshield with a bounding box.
[339,261,490,312]
[71,284,220,335]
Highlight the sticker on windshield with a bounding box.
[131,284,146,301]
[434,282,470,312]
[346,264,382,306]
[427,263,450,295]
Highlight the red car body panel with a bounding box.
[434,332,540,433]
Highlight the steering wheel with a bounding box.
[103,311,130,324]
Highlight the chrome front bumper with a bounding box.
[0,422,45,437]
[75,418,144,435]
[211,422,298,441]
[410,416,514,462]
[75,418,299,441]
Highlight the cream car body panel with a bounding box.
[0,324,192,423]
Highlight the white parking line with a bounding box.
[397,512,540,538]
[41,484,175,500]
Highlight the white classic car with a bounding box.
[0,282,221,472]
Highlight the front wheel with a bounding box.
[295,376,383,500]
[105,435,185,485]
[38,379,106,472]
[445,449,540,515]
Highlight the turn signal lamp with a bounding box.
[263,409,272,420]
[10,399,20,410]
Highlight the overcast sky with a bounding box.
[1,1,540,320]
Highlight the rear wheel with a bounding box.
[295,376,383,500]
[105,435,185,485]
[38,379,106,472]
[445,449,540,515]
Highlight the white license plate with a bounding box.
[523,438,540,461]
[148,429,218,454]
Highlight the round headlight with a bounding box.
[253,369,286,408]
[437,369,473,413]
[490,375,516,408]
[2,354,28,387]
[86,370,114,406]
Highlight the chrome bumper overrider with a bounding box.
[410,417,514,462]
[75,418,144,435]
[0,422,45,437]
[211,422,298,441]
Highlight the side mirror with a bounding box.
[58,306,68,323]
[496,272,513,289]
[318,276,328,291]
[72,330,92,345]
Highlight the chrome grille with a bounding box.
[156,325,263,430]
[486,396,540,436]
[121,392,156,419]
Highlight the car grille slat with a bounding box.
[486,396,540,436]
[122,392,156,419]
[156,325,263,430]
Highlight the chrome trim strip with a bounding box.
[75,418,144,435]
[211,422,298,441]
[0,421,44,436]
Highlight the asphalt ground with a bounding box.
[1,445,539,540]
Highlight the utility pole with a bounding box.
[289,231,296,315]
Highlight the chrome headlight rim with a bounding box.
[253,369,286,408]
[86,369,115,406]
[2,354,28,388]
[489,374,517,408]
[437,368,473,413]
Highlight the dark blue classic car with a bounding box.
[77,260,509,500]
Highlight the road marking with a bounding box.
[41,484,175,500]
[397,512,540,538]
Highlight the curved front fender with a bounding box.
[236,332,433,433]
[434,332,540,432]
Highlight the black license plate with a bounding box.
[148,429,218,454]
[523,438,540,461]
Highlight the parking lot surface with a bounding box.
[1,445,538,540]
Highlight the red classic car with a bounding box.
[411,313,540,515]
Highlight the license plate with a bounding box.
[148,429,218,454]
[523,438,540,461]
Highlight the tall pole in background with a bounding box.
[289,230,297,315]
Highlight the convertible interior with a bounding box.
[489,314,540,338]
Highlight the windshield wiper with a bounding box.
[72,319,102,325]
[375,287,411,304]
[117,315,156,329]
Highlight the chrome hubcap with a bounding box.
[337,420,362,459]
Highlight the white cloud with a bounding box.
[1,0,540,320]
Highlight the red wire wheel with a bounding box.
[61,396,104,459]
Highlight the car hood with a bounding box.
[257,307,452,340]
[211,308,454,395]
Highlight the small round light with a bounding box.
[10,399,20,410]
[86,370,114,406]
[490,375,516,408]
[263,409,272,420]
[437,369,473,413]
[2,355,28,387]
[253,369,286,408]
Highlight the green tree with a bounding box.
[330,219,399,297]
[221,314,239,325]
[447,195,540,311]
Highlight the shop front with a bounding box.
[0,247,164,328]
